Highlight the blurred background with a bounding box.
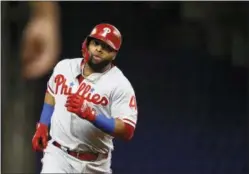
[2,1,248,174]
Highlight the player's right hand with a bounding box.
[32,123,48,151]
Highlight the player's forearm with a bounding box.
[113,118,135,141]
[29,2,60,22]
[45,91,55,106]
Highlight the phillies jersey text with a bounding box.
[46,58,138,154]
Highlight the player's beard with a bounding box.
[87,55,112,72]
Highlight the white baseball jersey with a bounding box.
[47,58,138,154]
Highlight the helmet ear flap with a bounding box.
[81,39,90,63]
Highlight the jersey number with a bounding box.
[101,27,111,37]
[129,96,137,110]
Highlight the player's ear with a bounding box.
[112,51,118,60]
[112,55,117,61]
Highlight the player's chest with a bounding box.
[53,73,111,107]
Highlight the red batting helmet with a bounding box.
[82,23,122,62]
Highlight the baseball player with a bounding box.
[32,23,138,173]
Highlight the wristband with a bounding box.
[39,103,54,125]
[92,114,115,134]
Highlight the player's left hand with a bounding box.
[65,94,96,121]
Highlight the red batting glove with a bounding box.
[32,123,48,151]
[65,94,96,121]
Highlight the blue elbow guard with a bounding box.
[92,114,115,134]
[39,103,54,126]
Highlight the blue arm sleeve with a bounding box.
[92,114,115,134]
[39,103,54,125]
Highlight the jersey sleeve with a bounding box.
[46,70,56,97]
[111,84,138,128]
[46,60,63,96]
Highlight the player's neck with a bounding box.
[83,63,111,77]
